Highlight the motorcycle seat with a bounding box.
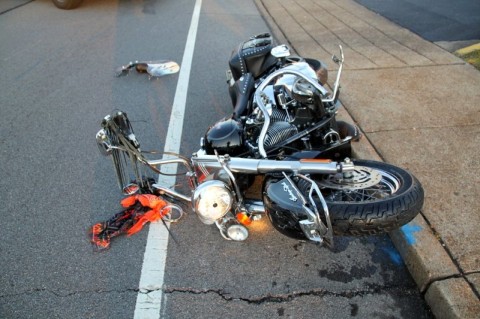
[228,33,277,81]
[230,73,255,119]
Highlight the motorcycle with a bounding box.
[94,34,424,247]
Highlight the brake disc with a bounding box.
[317,166,383,190]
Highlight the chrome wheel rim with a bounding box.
[317,167,401,202]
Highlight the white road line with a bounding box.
[133,0,202,318]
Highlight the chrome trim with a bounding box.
[327,45,344,104]
[192,180,234,225]
[244,199,265,214]
[152,183,191,202]
[255,69,328,158]
[216,153,244,206]
[215,212,248,241]
[323,129,341,144]
[95,129,112,156]
[271,44,291,58]
[297,173,334,247]
[282,173,323,244]
[192,152,354,175]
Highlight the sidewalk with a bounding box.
[256,0,480,318]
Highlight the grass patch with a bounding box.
[455,49,480,70]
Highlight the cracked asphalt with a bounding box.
[159,215,430,318]
[0,0,432,318]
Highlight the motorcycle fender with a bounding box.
[262,176,309,240]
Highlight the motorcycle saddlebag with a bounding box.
[228,33,278,81]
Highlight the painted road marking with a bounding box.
[133,0,202,318]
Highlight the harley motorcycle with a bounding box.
[95,34,424,247]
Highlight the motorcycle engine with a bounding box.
[241,62,335,155]
[204,62,338,158]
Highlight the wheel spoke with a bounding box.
[317,165,400,203]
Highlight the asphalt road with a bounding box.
[0,0,431,318]
[355,0,480,42]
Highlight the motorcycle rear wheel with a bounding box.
[316,160,424,236]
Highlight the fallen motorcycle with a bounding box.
[94,35,424,247]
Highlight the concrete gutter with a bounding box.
[255,0,480,318]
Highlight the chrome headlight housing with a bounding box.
[193,180,234,225]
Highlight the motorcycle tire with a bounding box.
[317,160,424,236]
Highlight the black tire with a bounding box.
[52,0,83,9]
[317,160,424,236]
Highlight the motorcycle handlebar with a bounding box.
[190,152,354,175]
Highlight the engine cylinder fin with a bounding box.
[270,108,289,122]
[264,122,298,147]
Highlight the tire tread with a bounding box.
[327,161,424,236]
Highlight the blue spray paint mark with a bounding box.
[401,224,422,245]
[382,247,404,266]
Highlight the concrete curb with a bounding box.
[254,0,480,318]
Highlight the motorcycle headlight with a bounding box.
[193,180,234,224]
